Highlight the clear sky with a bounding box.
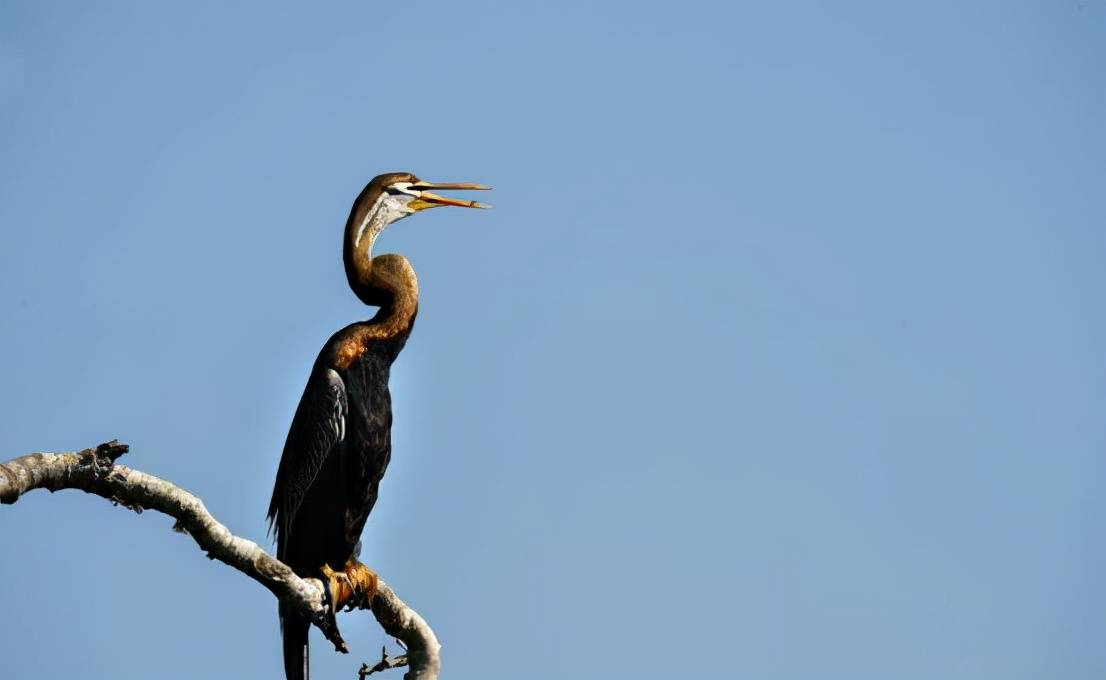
[1,2,1103,679]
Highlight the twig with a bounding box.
[360,645,410,678]
[0,440,441,679]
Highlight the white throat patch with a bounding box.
[354,193,415,249]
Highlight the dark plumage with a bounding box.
[269,329,410,680]
[267,173,487,680]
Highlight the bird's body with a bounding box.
[269,255,418,578]
[278,330,408,571]
[267,174,487,680]
[270,311,414,680]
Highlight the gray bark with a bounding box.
[0,441,440,680]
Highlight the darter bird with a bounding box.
[267,172,489,680]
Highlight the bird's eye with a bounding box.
[385,187,401,195]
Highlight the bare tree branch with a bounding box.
[0,440,441,680]
[360,645,410,678]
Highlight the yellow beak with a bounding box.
[408,181,491,211]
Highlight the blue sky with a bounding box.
[1,2,1104,678]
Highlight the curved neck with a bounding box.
[343,233,419,336]
[363,255,419,329]
[344,235,382,306]
[332,252,418,369]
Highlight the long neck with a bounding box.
[343,230,419,337]
[343,191,409,306]
[362,254,419,337]
[344,229,382,306]
[332,242,419,369]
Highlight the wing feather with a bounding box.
[267,367,347,559]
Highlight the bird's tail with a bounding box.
[280,602,310,680]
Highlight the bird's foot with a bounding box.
[320,563,355,615]
[318,563,352,652]
[341,559,379,611]
[320,561,377,613]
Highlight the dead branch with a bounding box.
[0,440,441,680]
[360,645,410,678]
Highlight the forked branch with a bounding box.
[0,441,440,680]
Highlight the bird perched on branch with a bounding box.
[267,172,489,680]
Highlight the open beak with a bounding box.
[408,181,491,211]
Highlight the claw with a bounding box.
[320,563,355,613]
[343,560,379,610]
[321,560,378,612]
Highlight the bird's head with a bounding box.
[347,172,491,251]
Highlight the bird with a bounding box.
[267,172,489,680]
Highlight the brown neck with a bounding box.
[344,221,419,325]
[356,253,419,338]
[332,252,419,369]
